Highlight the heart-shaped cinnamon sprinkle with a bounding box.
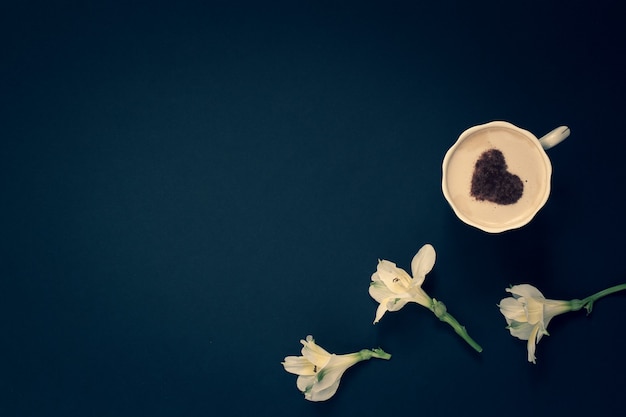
[470,149,523,205]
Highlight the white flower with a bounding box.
[281,335,391,402]
[369,244,482,352]
[500,282,626,363]
[369,244,435,324]
[499,284,576,364]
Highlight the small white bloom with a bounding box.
[369,244,483,352]
[282,335,391,402]
[499,284,574,364]
[369,244,435,324]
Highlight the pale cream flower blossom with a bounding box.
[499,284,571,364]
[369,244,482,352]
[282,335,391,402]
[499,283,626,364]
[369,244,435,323]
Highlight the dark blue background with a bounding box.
[2,1,625,416]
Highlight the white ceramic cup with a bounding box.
[441,121,570,233]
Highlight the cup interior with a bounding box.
[442,122,552,233]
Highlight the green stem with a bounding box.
[431,299,483,353]
[574,283,626,314]
[359,348,392,360]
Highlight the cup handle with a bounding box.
[538,126,570,150]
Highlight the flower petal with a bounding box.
[521,296,545,325]
[302,353,363,401]
[526,323,541,363]
[297,374,316,393]
[376,260,412,293]
[313,354,358,392]
[411,244,436,286]
[369,280,395,303]
[306,378,341,402]
[301,336,332,369]
[385,295,411,312]
[282,356,315,375]
[373,298,391,323]
[499,297,528,322]
[373,296,411,323]
[408,286,432,308]
[507,284,545,300]
[535,325,550,343]
[506,320,535,340]
[370,267,383,283]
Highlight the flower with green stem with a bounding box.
[282,335,391,402]
[499,283,626,364]
[368,244,482,353]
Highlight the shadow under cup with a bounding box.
[442,122,552,233]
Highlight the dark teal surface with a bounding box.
[2,1,626,416]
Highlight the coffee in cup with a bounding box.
[441,121,570,233]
